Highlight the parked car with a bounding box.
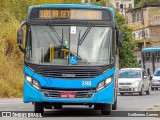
[118,68,151,96]
[151,68,160,90]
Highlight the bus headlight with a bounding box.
[97,77,112,91]
[33,79,40,90]
[26,75,40,90]
[97,81,105,91]
[26,76,32,83]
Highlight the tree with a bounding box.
[90,1,138,68]
[135,0,141,7]
[116,13,138,68]
[137,0,160,7]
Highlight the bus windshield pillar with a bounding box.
[152,52,156,73]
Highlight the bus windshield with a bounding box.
[25,25,113,66]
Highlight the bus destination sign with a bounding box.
[39,9,102,20]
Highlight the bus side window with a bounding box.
[146,52,150,61]
[156,51,160,62]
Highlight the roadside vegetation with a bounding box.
[0,0,138,98]
[135,0,160,7]
[0,0,81,98]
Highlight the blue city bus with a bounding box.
[17,4,122,115]
[142,47,160,75]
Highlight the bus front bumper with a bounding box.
[23,80,114,104]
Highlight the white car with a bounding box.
[118,68,151,96]
[151,68,160,90]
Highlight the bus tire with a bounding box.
[34,102,44,114]
[101,104,111,115]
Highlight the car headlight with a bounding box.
[152,80,157,83]
[97,77,112,91]
[132,81,139,86]
[26,75,40,90]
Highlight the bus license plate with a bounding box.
[60,92,76,98]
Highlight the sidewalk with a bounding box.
[0,98,22,104]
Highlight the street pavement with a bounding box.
[0,90,160,120]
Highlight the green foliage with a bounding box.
[0,0,81,98]
[134,0,141,7]
[90,0,106,6]
[116,13,138,68]
[98,0,106,6]
[3,0,81,22]
[90,0,139,68]
[137,0,160,7]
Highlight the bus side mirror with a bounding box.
[17,21,26,53]
[17,28,23,44]
[117,30,123,46]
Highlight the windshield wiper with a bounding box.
[77,30,81,59]
[48,22,64,58]
[48,22,62,43]
[76,24,93,61]
[79,23,93,45]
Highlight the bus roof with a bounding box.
[29,4,113,10]
[28,4,115,18]
[142,47,160,52]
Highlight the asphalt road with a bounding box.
[0,90,160,120]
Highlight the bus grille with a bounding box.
[37,68,101,79]
[41,88,95,98]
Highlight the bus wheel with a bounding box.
[155,88,158,90]
[34,102,44,114]
[101,104,111,115]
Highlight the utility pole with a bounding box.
[141,6,146,48]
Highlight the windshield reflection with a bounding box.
[119,70,141,78]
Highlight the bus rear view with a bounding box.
[17,4,122,115]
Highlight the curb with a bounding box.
[145,104,160,111]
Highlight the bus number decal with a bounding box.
[82,81,91,86]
